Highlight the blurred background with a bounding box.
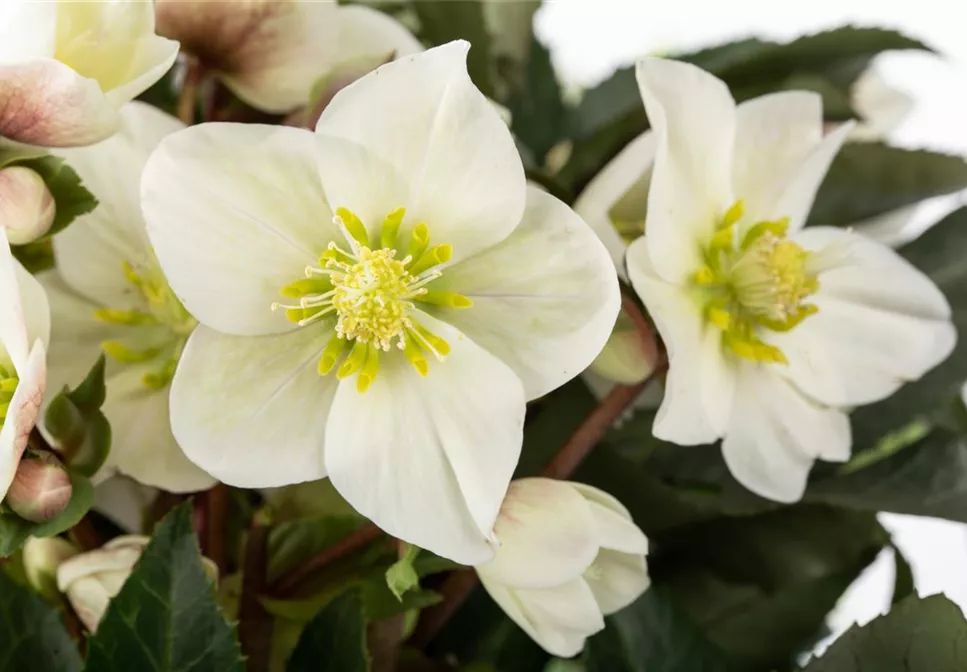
[535,0,967,657]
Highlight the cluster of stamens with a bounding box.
[94,261,197,389]
[693,200,820,364]
[272,207,473,392]
[0,364,18,425]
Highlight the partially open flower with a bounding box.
[5,451,72,523]
[155,0,422,113]
[0,166,56,245]
[476,478,649,657]
[0,0,179,147]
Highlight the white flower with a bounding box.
[0,233,49,503]
[0,0,179,147]
[155,0,422,113]
[476,478,649,657]
[141,42,620,564]
[625,58,955,502]
[38,102,214,494]
[0,166,56,245]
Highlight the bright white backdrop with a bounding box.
[536,0,967,652]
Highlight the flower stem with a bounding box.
[269,523,383,598]
[200,484,229,574]
[238,516,272,672]
[177,58,204,125]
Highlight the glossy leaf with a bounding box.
[0,571,82,672]
[286,591,369,672]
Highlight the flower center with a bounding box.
[693,200,819,364]
[94,261,197,389]
[272,207,472,393]
[0,364,19,428]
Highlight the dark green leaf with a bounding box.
[15,156,97,237]
[287,591,369,672]
[85,502,244,672]
[11,238,54,273]
[412,2,495,98]
[506,35,569,165]
[0,471,93,557]
[583,586,731,672]
[802,594,967,671]
[891,544,915,605]
[0,570,82,672]
[809,144,967,228]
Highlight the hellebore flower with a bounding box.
[476,478,649,657]
[38,102,215,494]
[625,58,954,501]
[141,42,620,563]
[0,0,178,147]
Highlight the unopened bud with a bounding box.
[5,452,72,523]
[588,304,659,385]
[22,537,78,599]
[0,166,56,245]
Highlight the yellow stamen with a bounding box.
[337,340,369,379]
[319,336,349,375]
[356,344,380,393]
[407,223,430,262]
[408,244,452,276]
[101,341,162,363]
[336,207,369,248]
[381,208,406,249]
[416,290,473,308]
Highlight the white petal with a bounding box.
[478,478,598,590]
[584,549,650,615]
[56,547,142,591]
[635,57,736,282]
[434,187,620,400]
[63,576,112,632]
[479,575,604,658]
[0,60,120,147]
[0,0,55,63]
[569,482,648,555]
[626,237,735,444]
[0,235,49,372]
[722,366,850,503]
[573,131,656,277]
[768,227,955,407]
[102,36,180,109]
[143,123,336,336]
[335,5,423,63]
[169,324,337,488]
[0,341,45,500]
[316,41,526,262]
[732,92,823,223]
[100,366,216,494]
[324,315,525,565]
[775,123,854,232]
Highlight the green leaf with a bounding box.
[84,502,245,672]
[809,144,967,228]
[15,156,97,237]
[67,354,107,413]
[412,2,496,98]
[505,35,569,165]
[0,471,93,557]
[0,570,82,671]
[44,356,111,477]
[583,586,731,672]
[286,591,369,672]
[802,594,967,671]
[385,543,420,600]
[891,544,915,605]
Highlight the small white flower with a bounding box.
[155,0,422,113]
[0,233,49,503]
[476,478,649,657]
[626,58,955,502]
[0,0,179,147]
[38,102,215,494]
[141,42,620,563]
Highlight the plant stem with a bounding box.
[269,523,383,598]
[177,58,203,125]
[238,518,272,672]
[201,484,229,575]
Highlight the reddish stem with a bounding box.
[238,519,272,672]
[269,523,383,598]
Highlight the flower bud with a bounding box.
[0,166,56,245]
[5,453,72,523]
[588,304,659,385]
[22,537,78,599]
[475,478,650,657]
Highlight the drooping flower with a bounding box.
[141,42,620,563]
[154,0,422,114]
[625,58,955,501]
[0,0,179,147]
[476,478,649,657]
[39,102,214,494]
[0,233,49,505]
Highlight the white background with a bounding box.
[536,0,967,653]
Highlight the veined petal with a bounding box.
[0,341,45,500]
[635,57,736,283]
[317,41,526,262]
[732,92,823,224]
[626,237,735,444]
[434,187,620,400]
[1,236,35,371]
[335,4,423,63]
[0,0,56,63]
[324,314,525,565]
[0,60,120,147]
[479,575,604,658]
[55,102,183,307]
[479,478,598,590]
[169,324,337,488]
[584,549,650,615]
[775,123,854,232]
[143,123,336,336]
[573,130,656,277]
[722,365,850,503]
[100,366,216,494]
[569,482,648,555]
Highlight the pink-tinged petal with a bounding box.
[0,166,56,245]
[0,60,119,147]
[0,341,45,500]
